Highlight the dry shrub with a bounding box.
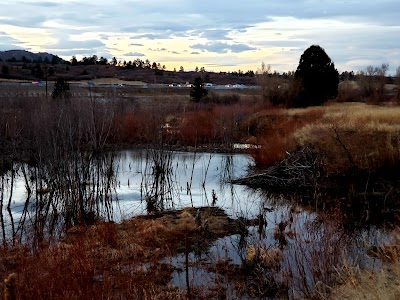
[211,104,259,143]
[114,113,142,142]
[249,107,324,167]
[180,110,215,145]
[251,134,287,167]
[245,245,283,271]
[114,112,160,144]
[336,80,361,102]
[203,92,240,105]
[278,208,349,299]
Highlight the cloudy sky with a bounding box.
[0,0,399,73]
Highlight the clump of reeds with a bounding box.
[245,245,283,271]
[331,255,400,299]
[3,273,16,300]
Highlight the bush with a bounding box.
[202,92,240,105]
[180,111,215,144]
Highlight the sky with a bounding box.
[0,0,399,74]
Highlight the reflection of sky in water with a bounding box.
[2,150,261,223]
[112,150,263,220]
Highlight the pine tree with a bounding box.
[190,77,208,102]
[52,77,71,101]
[292,45,339,107]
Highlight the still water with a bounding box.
[113,149,261,220]
[0,149,393,298]
[1,150,262,234]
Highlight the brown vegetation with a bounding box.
[0,207,246,299]
[332,240,400,299]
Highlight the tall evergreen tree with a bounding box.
[292,45,339,107]
[190,77,208,102]
[52,77,71,101]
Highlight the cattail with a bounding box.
[4,273,16,300]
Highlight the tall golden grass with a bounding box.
[292,103,400,174]
[331,246,400,299]
[247,102,400,174]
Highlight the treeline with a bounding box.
[70,55,166,70]
[0,55,63,64]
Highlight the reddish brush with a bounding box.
[250,108,324,167]
[179,111,215,145]
[251,135,287,168]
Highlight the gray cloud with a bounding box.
[134,33,166,40]
[0,15,47,28]
[191,42,256,53]
[0,32,22,48]
[49,49,97,56]
[0,0,399,72]
[45,39,106,59]
[124,52,145,57]
[20,1,62,7]
[197,29,233,40]
[148,47,167,52]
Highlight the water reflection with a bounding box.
[1,152,117,246]
[1,150,259,243]
[161,201,389,299]
[113,149,259,219]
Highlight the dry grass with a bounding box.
[292,103,400,174]
[330,233,400,299]
[331,259,400,300]
[246,102,400,173]
[245,245,283,271]
[0,207,242,299]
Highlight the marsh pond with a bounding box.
[0,149,397,299]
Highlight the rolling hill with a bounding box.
[0,49,65,63]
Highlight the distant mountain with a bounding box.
[0,50,66,63]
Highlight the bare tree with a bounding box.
[256,62,272,102]
[357,63,389,101]
[256,62,287,105]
